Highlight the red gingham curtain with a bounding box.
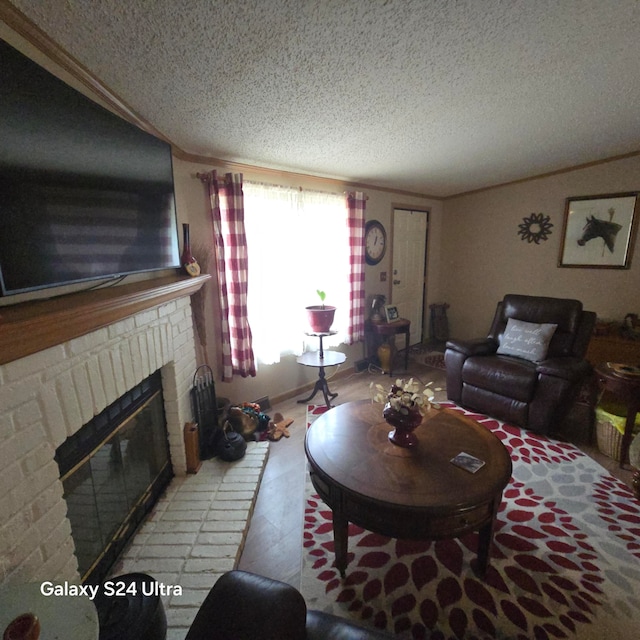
[346,191,366,343]
[200,171,256,380]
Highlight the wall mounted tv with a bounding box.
[0,38,180,297]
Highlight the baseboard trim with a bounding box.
[270,364,358,406]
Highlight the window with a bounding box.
[243,183,350,365]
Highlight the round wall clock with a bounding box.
[365,220,387,265]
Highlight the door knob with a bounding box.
[393,279,401,285]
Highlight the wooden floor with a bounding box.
[237,355,634,589]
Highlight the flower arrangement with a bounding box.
[370,377,440,415]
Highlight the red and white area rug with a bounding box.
[301,403,640,639]
[423,352,446,370]
[306,403,329,429]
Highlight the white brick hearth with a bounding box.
[1,294,204,585]
[112,443,268,638]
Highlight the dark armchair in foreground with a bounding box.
[445,294,596,435]
[185,570,394,640]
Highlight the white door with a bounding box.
[391,208,428,344]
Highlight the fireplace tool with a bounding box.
[191,365,224,459]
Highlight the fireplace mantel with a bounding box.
[0,273,210,366]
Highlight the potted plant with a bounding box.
[306,290,336,333]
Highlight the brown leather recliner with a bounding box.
[445,294,595,435]
[185,570,395,640]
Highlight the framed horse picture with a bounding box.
[558,192,639,268]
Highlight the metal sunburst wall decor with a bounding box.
[517,212,553,244]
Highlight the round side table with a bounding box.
[297,332,346,408]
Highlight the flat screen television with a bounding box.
[0,38,180,297]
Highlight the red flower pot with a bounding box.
[306,306,336,333]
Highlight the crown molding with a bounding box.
[0,0,172,143]
[172,148,437,199]
[6,1,635,202]
[442,150,640,200]
[0,1,436,201]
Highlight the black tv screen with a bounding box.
[0,38,180,296]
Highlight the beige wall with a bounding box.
[441,156,640,340]
[173,158,442,403]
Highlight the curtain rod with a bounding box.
[194,172,368,199]
[243,180,369,199]
[244,179,344,196]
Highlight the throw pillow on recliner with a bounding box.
[496,318,557,362]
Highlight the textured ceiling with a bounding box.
[6,0,640,197]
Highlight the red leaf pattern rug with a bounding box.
[306,403,329,429]
[301,403,640,639]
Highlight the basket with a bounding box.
[595,405,640,461]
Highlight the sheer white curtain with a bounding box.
[243,182,350,365]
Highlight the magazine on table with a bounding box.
[450,451,486,473]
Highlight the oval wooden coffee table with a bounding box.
[305,400,512,578]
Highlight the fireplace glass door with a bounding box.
[56,371,172,583]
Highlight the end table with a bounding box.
[297,332,346,408]
[365,318,411,375]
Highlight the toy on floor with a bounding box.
[267,413,293,441]
[227,402,273,440]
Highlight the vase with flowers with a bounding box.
[371,378,440,448]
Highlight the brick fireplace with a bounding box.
[0,275,208,586]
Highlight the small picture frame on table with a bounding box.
[384,305,399,323]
